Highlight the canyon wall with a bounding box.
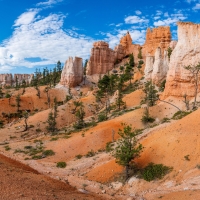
[60,57,83,87]
[86,41,115,75]
[163,22,200,97]
[144,26,172,84]
[143,26,171,56]
[0,74,33,86]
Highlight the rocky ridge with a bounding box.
[60,57,83,87]
[163,22,200,97]
[0,73,33,86]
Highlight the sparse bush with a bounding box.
[50,137,58,141]
[85,150,95,157]
[42,149,55,157]
[142,163,172,182]
[4,145,11,151]
[184,155,190,161]
[161,117,170,123]
[105,142,114,153]
[172,111,191,120]
[76,154,83,159]
[98,113,108,122]
[56,162,67,168]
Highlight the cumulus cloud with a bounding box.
[14,10,39,26]
[125,15,149,24]
[36,0,63,7]
[193,3,200,9]
[154,13,187,26]
[135,10,142,15]
[0,10,94,72]
[185,0,197,3]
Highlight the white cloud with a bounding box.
[185,0,197,3]
[36,0,63,7]
[135,10,142,15]
[193,3,200,9]
[0,10,94,72]
[14,10,39,26]
[125,15,149,24]
[154,13,187,26]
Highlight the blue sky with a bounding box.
[0,0,199,74]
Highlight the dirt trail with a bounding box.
[0,153,102,200]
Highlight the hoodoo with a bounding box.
[164,22,200,97]
[60,57,83,87]
[86,41,115,76]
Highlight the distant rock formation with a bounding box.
[60,57,83,87]
[0,73,33,86]
[14,74,34,85]
[86,41,115,75]
[143,26,171,56]
[164,22,200,97]
[144,26,172,84]
[118,32,141,60]
[151,48,169,84]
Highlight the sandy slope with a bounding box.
[0,153,101,200]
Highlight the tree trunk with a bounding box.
[125,165,129,180]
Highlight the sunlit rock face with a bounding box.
[164,22,200,97]
[60,57,83,87]
[86,41,115,76]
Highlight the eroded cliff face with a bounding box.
[143,26,172,84]
[164,22,200,97]
[60,57,83,87]
[143,26,171,56]
[86,41,115,75]
[0,74,33,86]
[151,48,169,84]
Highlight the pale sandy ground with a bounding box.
[1,85,200,199]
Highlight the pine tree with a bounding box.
[114,124,143,180]
[16,94,21,112]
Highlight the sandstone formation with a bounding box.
[164,22,200,97]
[118,32,141,61]
[86,41,115,76]
[151,48,169,84]
[114,44,125,61]
[60,57,83,87]
[0,73,33,86]
[144,55,154,80]
[14,74,34,85]
[145,48,169,84]
[143,26,171,56]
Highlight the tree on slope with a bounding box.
[184,63,200,109]
[114,124,143,180]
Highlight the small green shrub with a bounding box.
[42,149,55,157]
[172,111,191,120]
[50,137,58,141]
[184,155,190,161]
[24,146,33,150]
[76,154,83,159]
[36,128,42,133]
[56,162,67,168]
[141,115,155,123]
[98,113,107,122]
[161,117,170,123]
[105,142,114,153]
[142,163,172,182]
[85,150,95,157]
[4,145,11,151]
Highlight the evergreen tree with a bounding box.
[46,110,57,134]
[16,94,21,112]
[114,124,143,180]
[74,102,85,129]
